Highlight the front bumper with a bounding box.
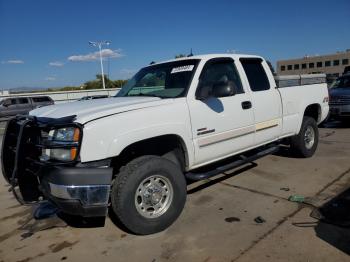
[329,104,350,118]
[40,166,113,217]
[1,115,113,217]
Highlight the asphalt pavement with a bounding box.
[0,121,349,262]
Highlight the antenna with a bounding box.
[188,48,193,57]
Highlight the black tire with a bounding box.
[290,116,319,158]
[111,155,187,235]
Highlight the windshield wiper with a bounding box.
[128,93,165,99]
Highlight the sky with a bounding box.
[0,0,349,89]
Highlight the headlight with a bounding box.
[40,127,81,162]
[48,127,80,142]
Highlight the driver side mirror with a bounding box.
[196,81,236,100]
[212,81,236,98]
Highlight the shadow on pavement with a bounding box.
[58,212,106,228]
[314,222,350,255]
[314,187,350,255]
[320,120,350,129]
[187,162,257,194]
[272,145,304,159]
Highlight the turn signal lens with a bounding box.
[70,147,77,160]
[73,128,80,142]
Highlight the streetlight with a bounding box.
[89,40,111,89]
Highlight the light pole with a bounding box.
[89,41,111,89]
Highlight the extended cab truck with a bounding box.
[1,54,329,235]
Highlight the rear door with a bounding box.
[188,57,255,166]
[16,98,32,115]
[239,58,282,145]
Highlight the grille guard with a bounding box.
[1,114,81,205]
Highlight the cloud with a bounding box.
[68,49,123,62]
[45,77,56,81]
[2,59,24,64]
[49,61,64,67]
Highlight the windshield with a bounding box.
[330,75,350,89]
[116,59,200,98]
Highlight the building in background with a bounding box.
[277,50,350,79]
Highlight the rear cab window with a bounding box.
[240,58,271,92]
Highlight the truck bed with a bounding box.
[274,74,326,88]
[275,74,329,137]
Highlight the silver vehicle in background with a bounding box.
[0,96,54,118]
[329,73,350,122]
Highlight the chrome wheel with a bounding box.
[304,126,315,149]
[135,175,173,218]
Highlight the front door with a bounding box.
[188,58,255,167]
[15,98,33,115]
[2,98,20,117]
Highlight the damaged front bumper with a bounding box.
[2,115,113,217]
[40,166,112,217]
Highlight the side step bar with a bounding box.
[185,145,279,181]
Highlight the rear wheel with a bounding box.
[111,155,186,235]
[290,116,319,158]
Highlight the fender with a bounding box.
[79,99,195,167]
[106,124,194,168]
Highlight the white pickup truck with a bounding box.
[2,54,329,235]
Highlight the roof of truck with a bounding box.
[149,53,264,66]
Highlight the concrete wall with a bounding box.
[0,88,121,104]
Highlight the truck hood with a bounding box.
[30,96,166,124]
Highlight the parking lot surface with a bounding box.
[0,122,349,262]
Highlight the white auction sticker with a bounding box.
[171,65,194,74]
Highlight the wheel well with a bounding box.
[111,135,187,174]
[304,104,321,123]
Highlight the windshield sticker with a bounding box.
[171,65,194,74]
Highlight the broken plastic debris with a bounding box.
[280,187,290,191]
[288,195,305,203]
[33,201,59,220]
[254,216,266,223]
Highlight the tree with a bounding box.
[113,79,128,88]
[83,75,127,89]
[175,54,186,59]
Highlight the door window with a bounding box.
[198,59,244,96]
[17,98,29,104]
[9,99,17,105]
[240,59,270,92]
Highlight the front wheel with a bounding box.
[111,155,187,235]
[290,116,319,158]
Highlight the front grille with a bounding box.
[329,96,350,106]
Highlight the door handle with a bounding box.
[241,101,252,110]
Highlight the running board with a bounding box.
[185,145,279,181]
